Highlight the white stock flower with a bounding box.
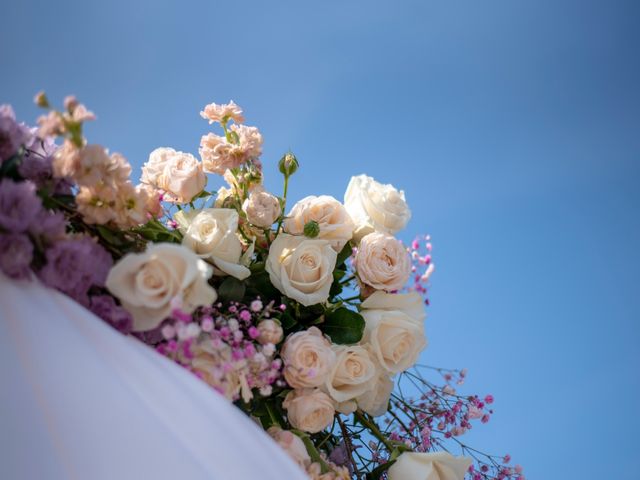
[265,234,337,306]
[141,147,206,203]
[354,232,411,292]
[174,208,250,280]
[344,174,411,241]
[324,344,377,403]
[284,195,354,251]
[388,452,472,480]
[105,243,217,332]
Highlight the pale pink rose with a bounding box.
[356,371,394,417]
[242,188,281,228]
[142,147,206,203]
[257,319,284,345]
[354,232,411,291]
[199,124,263,175]
[281,327,336,389]
[284,195,354,251]
[283,388,335,434]
[267,427,310,468]
[200,100,245,124]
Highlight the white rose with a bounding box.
[284,195,354,251]
[344,174,411,241]
[281,327,336,389]
[265,234,337,306]
[142,147,206,203]
[388,452,472,480]
[356,371,394,417]
[324,345,377,403]
[106,243,217,332]
[242,188,281,228]
[361,291,426,326]
[360,308,427,374]
[174,208,250,280]
[283,388,335,434]
[354,232,411,292]
[267,427,310,469]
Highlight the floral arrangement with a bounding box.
[0,93,525,480]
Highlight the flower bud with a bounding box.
[34,91,50,109]
[278,152,298,176]
[303,220,320,238]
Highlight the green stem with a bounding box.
[296,432,331,473]
[275,174,290,234]
[353,410,396,452]
[339,275,356,285]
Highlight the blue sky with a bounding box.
[2,0,639,478]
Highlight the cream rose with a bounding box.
[267,427,310,469]
[265,234,337,306]
[324,345,377,403]
[283,388,335,434]
[361,291,427,325]
[354,232,411,292]
[243,188,281,228]
[281,327,336,388]
[141,147,206,203]
[360,308,427,374]
[388,452,472,480]
[174,208,250,280]
[344,174,411,241]
[105,243,217,332]
[284,195,354,251]
[257,319,284,345]
[356,371,394,416]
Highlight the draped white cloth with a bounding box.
[0,273,307,480]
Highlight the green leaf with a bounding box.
[335,241,353,267]
[217,276,246,303]
[96,225,125,246]
[321,307,365,344]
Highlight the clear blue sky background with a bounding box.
[2,0,639,478]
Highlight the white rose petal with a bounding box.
[324,345,377,403]
[361,291,426,326]
[344,174,411,241]
[361,308,427,374]
[265,234,337,306]
[356,371,394,417]
[388,452,472,480]
[174,208,251,280]
[284,195,354,251]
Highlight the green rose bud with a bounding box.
[303,220,320,238]
[278,152,299,177]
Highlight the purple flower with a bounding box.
[18,130,55,184]
[29,209,66,242]
[89,294,133,334]
[0,105,28,162]
[0,179,42,233]
[0,233,33,280]
[39,236,113,305]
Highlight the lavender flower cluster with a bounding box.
[0,104,131,333]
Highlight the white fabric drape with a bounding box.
[0,273,307,480]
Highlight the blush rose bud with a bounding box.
[303,220,320,238]
[34,91,50,109]
[278,152,299,176]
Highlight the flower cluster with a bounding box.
[0,96,522,480]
